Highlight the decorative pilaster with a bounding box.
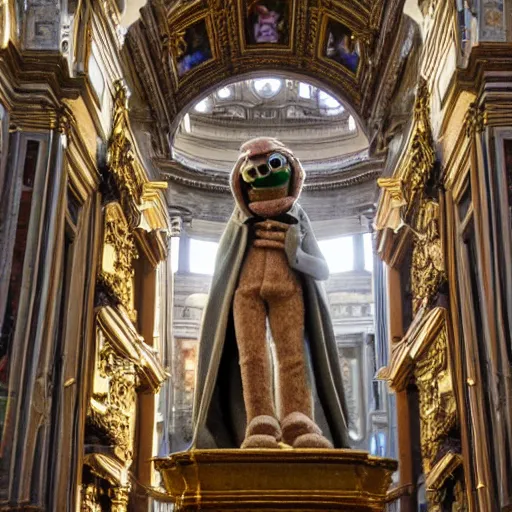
[376,79,464,511]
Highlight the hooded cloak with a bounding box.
[190,138,350,449]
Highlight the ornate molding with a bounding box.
[414,323,457,474]
[375,78,437,269]
[425,452,464,511]
[99,202,138,321]
[378,307,460,495]
[82,454,132,512]
[411,199,445,313]
[107,81,146,208]
[107,79,170,238]
[158,157,383,192]
[90,340,138,463]
[96,305,167,393]
[463,101,486,137]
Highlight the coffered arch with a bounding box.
[125,0,403,160]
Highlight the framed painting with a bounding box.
[319,15,361,76]
[172,17,214,79]
[241,0,295,51]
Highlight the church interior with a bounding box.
[0,0,511,510]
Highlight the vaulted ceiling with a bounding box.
[124,0,416,226]
[126,0,408,159]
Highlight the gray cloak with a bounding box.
[190,203,351,449]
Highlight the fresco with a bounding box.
[480,0,506,41]
[325,19,360,74]
[177,20,213,76]
[246,0,290,45]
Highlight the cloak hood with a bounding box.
[230,137,305,218]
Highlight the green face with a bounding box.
[241,152,291,190]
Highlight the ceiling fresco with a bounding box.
[125,0,412,224]
[126,0,406,159]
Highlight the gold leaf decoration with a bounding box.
[414,325,457,474]
[99,202,138,321]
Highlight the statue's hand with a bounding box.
[285,225,301,265]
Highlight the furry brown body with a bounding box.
[234,138,332,448]
[190,137,350,451]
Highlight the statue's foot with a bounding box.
[281,412,333,449]
[241,415,281,449]
[293,433,333,449]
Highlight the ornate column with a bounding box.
[178,230,191,274]
[82,80,170,511]
[375,79,466,511]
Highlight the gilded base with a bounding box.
[154,449,397,511]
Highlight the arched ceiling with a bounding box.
[172,77,369,173]
[126,0,406,158]
[124,0,414,226]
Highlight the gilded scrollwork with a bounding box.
[81,484,102,512]
[411,199,445,313]
[107,80,146,210]
[90,341,138,463]
[99,202,138,320]
[413,325,457,474]
[403,78,436,222]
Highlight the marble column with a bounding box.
[178,230,191,274]
[353,233,365,272]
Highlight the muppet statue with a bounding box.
[190,137,350,450]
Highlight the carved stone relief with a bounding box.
[90,328,138,463]
[99,202,138,320]
[414,324,457,473]
[23,0,61,50]
[411,199,445,313]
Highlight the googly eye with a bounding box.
[241,166,258,183]
[268,152,287,170]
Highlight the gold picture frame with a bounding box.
[169,12,218,86]
[239,0,296,53]
[317,13,362,80]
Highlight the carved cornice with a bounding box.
[378,306,444,391]
[0,44,103,197]
[157,157,383,192]
[425,452,463,496]
[374,78,436,266]
[96,305,166,393]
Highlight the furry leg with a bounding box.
[233,290,276,422]
[267,290,312,420]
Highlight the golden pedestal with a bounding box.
[154,449,397,511]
